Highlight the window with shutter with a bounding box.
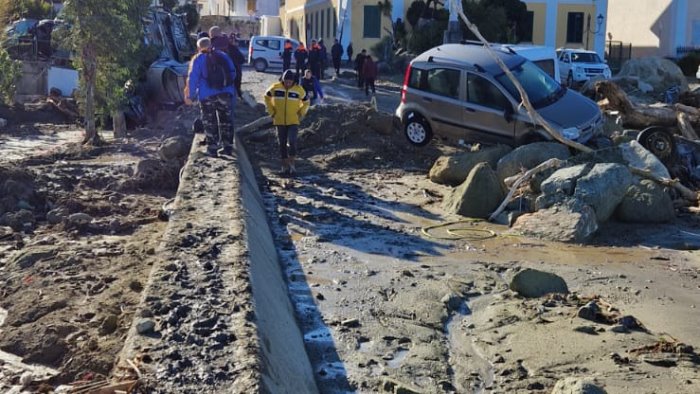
[364,6,380,38]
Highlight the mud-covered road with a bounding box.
[243,70,700,393]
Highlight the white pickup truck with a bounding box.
[557,48,612,87]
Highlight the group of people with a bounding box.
[185,30,377,177]
[185,26,245,157]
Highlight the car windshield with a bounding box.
[495,60,564,109]
[571,52,602,63]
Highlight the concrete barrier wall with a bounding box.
[236,139,319,393]
[117,133,317,393]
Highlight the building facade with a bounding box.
[606,0,700,58]
[521,0,608,57]
[280,0,410,58]
[197,0,279,17]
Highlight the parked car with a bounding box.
[395,43,603,147]
[696,64,700,80]
[557,48,612,87]
[500,44,560,83]
[248,35,300,72]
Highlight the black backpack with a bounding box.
[206,51,232,89]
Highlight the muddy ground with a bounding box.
[0,103,202,392]
[243,71,700,393]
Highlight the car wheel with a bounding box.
[253,58,267,72]
[637,127,676,164]
[404,116,432,146]
[566,72,574,88]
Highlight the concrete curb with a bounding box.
[116,133,317,393]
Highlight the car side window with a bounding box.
[467,74,510,110]
[408,67,424,89]
[267,40,281,50]
[426,68,460,99]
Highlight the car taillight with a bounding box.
[401,64,411,104]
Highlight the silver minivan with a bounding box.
[248,35,300,72]
[395,43,603,146]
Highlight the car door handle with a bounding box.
[422,97,433,102]
[465,107,475,112]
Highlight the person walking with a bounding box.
[354,49,367,88]
[331,38,343,77]
[294,43,308,79]
[209,26,229,51]
[264,70,310,175]
[318,38,328,79]
[308,39,322,80]
[346,43,353,67]
[227,35,245,100]
[185,37,237,157]
[282,39,293,72]
[362,54,378,96]
[300,69,324,106]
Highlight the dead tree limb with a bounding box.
[489,158,564,221]
[629,167,699,202]
[677,112,700,140]
[595,80,700,128]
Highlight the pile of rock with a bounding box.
[0,165,45,231]
[431,141,676,243]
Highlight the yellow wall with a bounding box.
[350,0,393,55]
[556,4,596,49]
[526,2,546,45]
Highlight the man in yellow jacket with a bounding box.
[264,70,310,175]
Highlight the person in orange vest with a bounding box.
[294,43,308,79]
[308,39,322,80]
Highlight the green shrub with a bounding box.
[0,47,21,104]
[677,52,700,76]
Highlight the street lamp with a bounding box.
[585,13,604,50]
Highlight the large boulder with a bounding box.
[574,163,634,222]
[617,57,688,94]
[443,162,504,219]
[551,377,607,394]
[496,142,571,183]
[618,140,670,179]
[616,180,675,223]
[510,199,598,243]
[430,145,512,186]
[540,164,590,196]
[159,136,191,161]
[509,268,569,298]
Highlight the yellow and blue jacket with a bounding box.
[264,81,309,126]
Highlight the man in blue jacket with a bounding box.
[185,37,237,157]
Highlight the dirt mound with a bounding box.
[290,103,446,172]
[0,166,45,230]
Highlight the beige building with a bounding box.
[280,0,411,58]
[521,0,608,57]
[197,0,279,17]
[606,0,700,58]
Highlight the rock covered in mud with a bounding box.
[617,140,670,179]
[0,209,35,231]
[47,207,69,224]
[67,212,93,226]
[615,179,674,223]
[10,246,57,269]
[511,198,598,243]
[551,377,607,394]
[442,162,504,219]
[496,142,571,183]
[616,56,687,94]
[509,268,568,298]
[573,163,634,222]
[159,136,191,161]
[429,145,512,186]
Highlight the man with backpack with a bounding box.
[185,37,237,157]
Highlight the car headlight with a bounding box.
[562,127,580,140]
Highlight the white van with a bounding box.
[500,44,560,83]
[248,35,300,72]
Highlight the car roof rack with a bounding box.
[426,55,484,72]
